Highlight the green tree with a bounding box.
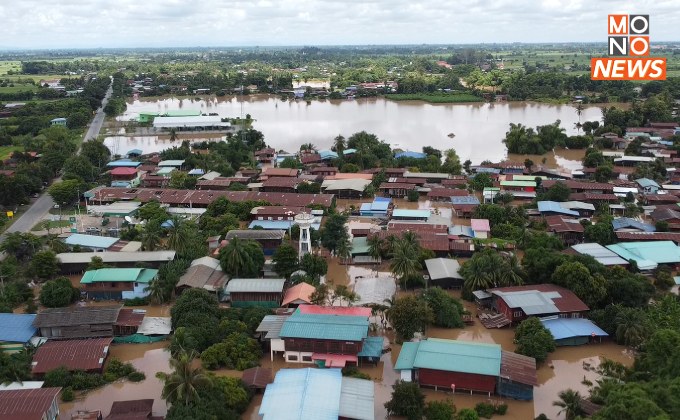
[80,140,111,170]
[552,261,607,308]
[169,172,197,190]
[47,179,82,205]
[138,201,170,223]
[218,238,264,278]
[387,295,433,343]
[384,380,426,420]
[470,173,493,192]
[422,287,464,328]
[514,317,555,363]
[30,250,58,279]
[539,181,571,201]
[425,400,456,420]
[0,232,42,261]
[63,155,96,182]
[595,165,614,183]
[272,244,299,279]
[457,408,480,420]
[553,389,585,420]
[299,253,328,280]
[157,350,211,406]
[141,223,162,251]
[39,277,79,307]
[390,237,421,289]
[200,332,262,370]
[320,213,349,254]
[585,216,617,246]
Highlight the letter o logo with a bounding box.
[630,36,650,56]
[629,15,650,34]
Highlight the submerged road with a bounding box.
[1,80,113,239]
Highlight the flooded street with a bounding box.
[110,96,606,166]
[60,342,170,418]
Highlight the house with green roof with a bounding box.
[606,240,680,271]
[394,338,537,399]
[80,268,158,300]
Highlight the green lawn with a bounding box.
[0,146,23,160]
[31,220,71,231]
[0,60,21,76]
[0,83,38,93]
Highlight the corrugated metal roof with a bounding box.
[256,315,291,340]
[451,196,480,205]
[297,305,371,317]
[281,283,316,306]
[607,241,680,269]
[636,178,660,188]
[339,377,375,420]
[541,318,608,340]
[493,290,559,315]
[33,306,121,328]
[357,336,385,358]
[537,201,580,217]
[31,337,113,374]
[611,217,656,232]
[63,234,119,249]
[500,351,537,386]
[392,209,431,218]
[57,251,175,264]
[0,387,61,419]
[353,276,397,306]
[571,243,629,266]
[279,313,369,341]
[394,341,420,370]
[471,219,490,232]
[225,278,285,293]
[259,368,341,420]
[80,268,158,284]
[489,284,589,313]
[501,180,536,187]
[449,225,475,237]
[351,237,370,255]
[395,339,502,377]
[0,314,37,343]
[225,229,286,240]
[425,258,463,280]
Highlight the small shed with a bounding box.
[0,313,37,353]
[241,367,273,391]
[106,399,156,420]
[425,258,463,289]
[541,317,609,346]
[498,351,538,400]
[224,278,286,308]
[281,283,316,307]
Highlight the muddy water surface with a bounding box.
[111,96,606,165]
[60,342,171,418]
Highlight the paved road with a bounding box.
[2,80,113,238]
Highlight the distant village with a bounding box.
[2,100,680,420]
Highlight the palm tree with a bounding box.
[157,350,210,406]
[615,311,648,348]
[299,143,316,153]
[367,236,383,271]
[332,135,346,154]
[165,217,190,254]
[145,278,166,305]
[169,128,178,142]
[218,237,254,277]
[553,389,585,420]
[503,254,525,286]
[141,225,161,251]
[336,237,352,264]
[390,238,420,289]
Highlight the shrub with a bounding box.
[475,402,496,418]
[123,297,149,306]
[341,366,371,380]
[128,371,146,382]
[495,403,508,415]
[105,358,135,378]
[407,189,419,202]
[61,387,74,402]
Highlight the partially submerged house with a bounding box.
[0,387,61,420]
[259,368,375,420]
[395,338,537,400]
[0,313,37,354]
[33,306,122,339]
[80,268,158,300]
[424,258,463,289]
[223,278,286,308]
[176,256,227,294]
[540,317,608,346]
[31,337,113,375]
[606,240,680,271]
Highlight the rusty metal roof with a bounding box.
[500,350,537,386]
[106,399,154,420]
[241,367,273,389]
[0,387,61,420]
[31,338,113,374]
[33,306,121,328]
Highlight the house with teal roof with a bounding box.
[606,241,680,271]
[394,338,537,399]
[80,268,158,300]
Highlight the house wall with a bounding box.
[497,379,534,400]
[39,323,114,339]
[284,351,315,363]
[494,297,585,323]
[283,338,363,355]
[418,368,497,393]
[230,292,281,308]
[121,282,151,300]
[431,277,464,289]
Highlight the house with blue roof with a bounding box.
[606,241,680,271]
[394,338,537,400]
[359,197,391,217]
[259,368,375,420]
[106,160,142,168]
[611,217,656,233]
[318,150,339,160]
[395,151,427,159]
[63,234,120,251]
[636,178,660,194]
[537,201,580,217]
[540,317,608,346]
[0,313,37,353]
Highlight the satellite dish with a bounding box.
[124,216,133,223]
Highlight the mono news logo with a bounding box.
[591,14,666,81]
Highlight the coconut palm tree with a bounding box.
[157,350,210,406]
[336,236,352,264]
[145,278,166,305]
[390,238,420,289]
[367,235,383,270]
[218,237,253,277]
[332,135,346,154]
[553,389,585,420]
[141,224,161,251]
[165,217,191,254]
[299,143,316,153]
[615,311,649,348]
[169,128,178,142]
[503,254,526,286]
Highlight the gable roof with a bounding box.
[106,399,154,420]
[296,305,371,317]
[225,278,286,293]
[606,241,680,270]
[611,217,656,232]
[636,178,660,188]
[0,313,37,343]
[63,234,119,249]
[570,243,628,265]
[176,257,227,291]
[471,219,490,232]
[281,283,316,306]
[80,268,158,284]
[395,338,502,377]
[489,284,589,313]
[540,318,608,341]
[425,258,463,280]
[0,387,61,419]
[537,201,580,217]
[225,230,286,241]
[33,306,121,328]
[31,337,113,374]
[279,312,369,341]
[500,351,538,386]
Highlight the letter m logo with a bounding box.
[608,14,628,34]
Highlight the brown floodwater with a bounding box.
[111,96,608,166]
[60,342,171,418]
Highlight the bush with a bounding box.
[341,366,371,380]
[105,358,135,378]
[123,297,149,306]
[407,189,419,202]
[475,402,495,418]
[495,403,508,415]
[128,371,146,382]
[458,408,480,420]
[424,400,456,420]
[39,277,79,308]
[384,380,425,420]
[61,387,74,402]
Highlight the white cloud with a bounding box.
[2,0,678,48]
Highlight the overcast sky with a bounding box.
[3,0,679,49]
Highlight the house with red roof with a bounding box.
[31,337,114,375]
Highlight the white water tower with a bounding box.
[295,212,314,259]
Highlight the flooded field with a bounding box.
[109,96,607,167]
